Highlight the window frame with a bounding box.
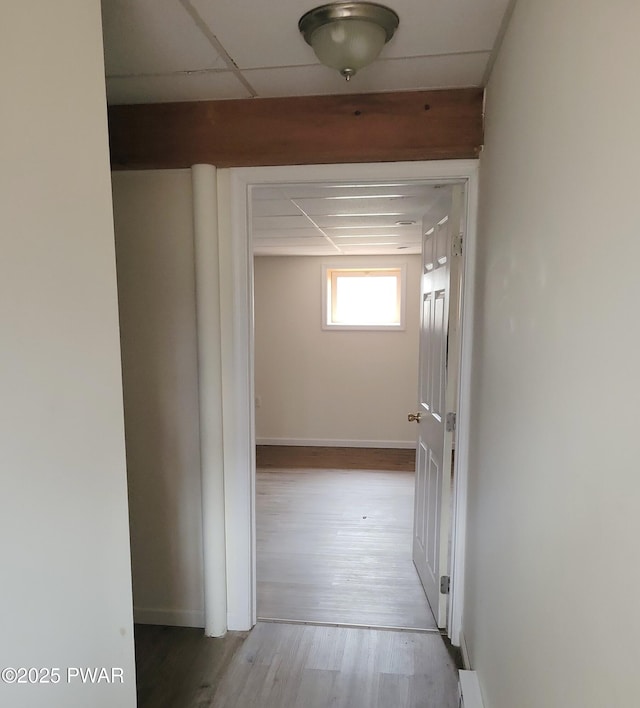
[321,264,407,331]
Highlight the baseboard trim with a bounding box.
[134,607,204,628]
[459,630,472,669]
[256,438,417,449]
[459,670,485,708]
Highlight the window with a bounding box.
[322,265,406,330]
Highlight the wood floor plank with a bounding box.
[304,625,348,671]
[257,467,436,629]
[375,673,412,708]
[294,669,340,708]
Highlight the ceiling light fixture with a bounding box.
[298,2,399,81]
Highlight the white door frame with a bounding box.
[216,160,478,645]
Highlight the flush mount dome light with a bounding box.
[298,2,399,81]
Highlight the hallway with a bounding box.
[129,461,462,705]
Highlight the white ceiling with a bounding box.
[101,0,512,105]
[252,182,452,256]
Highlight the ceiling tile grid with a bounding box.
[101,0,511,103]
[251,183,450,257]
[102,0,228,75]
[190,0,507,69]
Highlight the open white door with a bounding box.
[411,187,463,628]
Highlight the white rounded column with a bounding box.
[191,164,227,637]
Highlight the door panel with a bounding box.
[431,291,446,419]
[414,439,428,563]
[421,295,432,405]
[412,187,463,628]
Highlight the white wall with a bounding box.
[464,1,640,706]
[0,3,136,707]
[112,170,205,627]
[254,255,420,447]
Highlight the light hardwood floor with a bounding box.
[135,622,460,708]
[257,467,436,629]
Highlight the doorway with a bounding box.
[213,160,478,646]
[250,179,452,630]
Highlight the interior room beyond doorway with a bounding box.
[251,179,453,631]
[256,460,436,630]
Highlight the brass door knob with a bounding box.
[407,412,422,423]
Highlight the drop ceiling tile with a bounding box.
[254,246,340,256]
[190,0,509,69]
[189,0,318,69]
[101,0,227,75]
[313,215,411,228]
[242,52,489,98]
[254,237,336,248]
[259,184,437,200]
[335,235,417,245]
[293,201,416,218]
[293,195,425,216]
[380,0,511,59]
[312,210,408,221]
[253,215,312,230]
[252,200,302,217]
[350,249,421,256]
[294,197,433,220]
[252,187,290,201]
[253,228,323,241]
[106,71,250,105]
[287,185,437,200]
[324,226,419,238]
[339,245,421,255]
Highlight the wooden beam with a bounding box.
[108,88,483,169]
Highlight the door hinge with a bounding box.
[440,575,451,594]
[452,232,463,257]
[446,412,456,433]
